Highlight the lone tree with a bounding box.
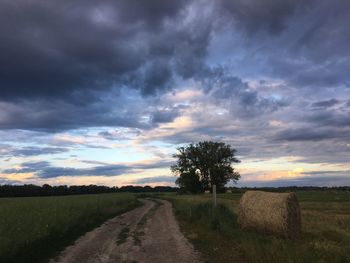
[171,141,240,193]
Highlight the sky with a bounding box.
[0,0,349,187]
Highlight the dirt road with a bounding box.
[50,199,202,263]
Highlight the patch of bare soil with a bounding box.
[50,199,202,263]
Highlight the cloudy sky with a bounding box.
[1,0,349,187]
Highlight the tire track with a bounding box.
[51,199,201,263]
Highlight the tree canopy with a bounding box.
[171,141,240,193]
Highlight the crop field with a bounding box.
[164,191,350,263]
[0,193,139,263]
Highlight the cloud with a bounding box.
[131,176,176,185]
[219,0,308,35]
[0,0,349,133]
[204,69,287,118]
[0,0,350,187]
[238,173,350,187]
[7,146,68,157]
[274,127,350,142]
[98,129,141,141]
[151,108,182,124]
[0,93,154,131]
[2,159,173,178]
[311,99,340,108]
[306,109,350,127]
[218,0,350,93]
[302,170,350,176]
[0,0,215,103]
[0,177,21,185]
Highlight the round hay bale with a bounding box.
[237,191,301,238]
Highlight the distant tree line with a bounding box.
[1,184,349,198]
[0,184,178,198]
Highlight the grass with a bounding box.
[117,226,131,245]
[1,190,349,263]
[162,191,350,263]
[132,198,163,246]
[0,193,140,263]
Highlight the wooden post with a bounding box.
[213,184,217,207]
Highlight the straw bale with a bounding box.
[237,191,301,238]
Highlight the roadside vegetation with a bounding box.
[163,191,350,263]
[0,193,139,263]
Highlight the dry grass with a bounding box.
[162,191,350,263]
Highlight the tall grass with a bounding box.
[165,191,350,263]
[0,193,139,263]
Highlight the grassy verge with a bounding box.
[0,193,140,263]
[163,191,350,263]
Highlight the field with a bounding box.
[163,191,350,263]
[1,191,349,263]
[0,193,139,263]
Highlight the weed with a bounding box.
[117,226,130,245]
[133,230,145,246]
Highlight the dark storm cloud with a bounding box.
[1,0,349,101]
[0,98,152,131]
[0,0,349,146]
[0,0,191,100]
[219,0,308,35]
[141,60,173,96]
[2,160,173,178]
[0,0,218,104]
[2,0,313,105]
[0,0,218,131]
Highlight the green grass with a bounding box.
[0,193,140,263]
[162,191,350,263]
